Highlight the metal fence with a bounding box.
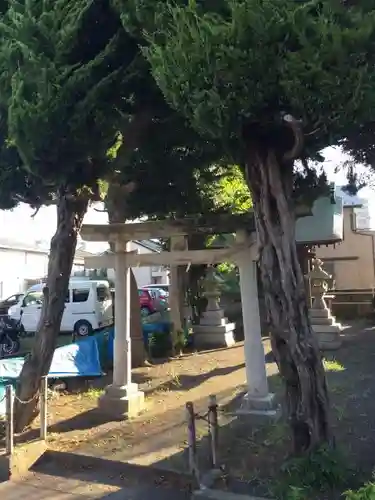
[186,395,220,487]
[4,377,48,454]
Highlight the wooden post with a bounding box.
[5,385,14,455]
[40,376,48,440]
[186,401,199,482]
[208,394,218,468]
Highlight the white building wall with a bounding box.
[106,242,165,288]
[0,248,49,299]
[336,186,374,230]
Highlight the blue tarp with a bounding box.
[0,335,102,380]
[107,322,171,361]
[0,336,102,416]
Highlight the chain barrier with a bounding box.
[186,395,220,487]
[4,377,48,454]
[194,405,225,423]
[13,391,40,405]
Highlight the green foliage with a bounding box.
[204,164,251,214]
[111,113,223,220]
[135,1,375,151]
[148,330,172,358]
[0,0,139,208]
[344,483,375,500]
[273,445,348,499]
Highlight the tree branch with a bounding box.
[282,114,304,161]
[112,110,154,171]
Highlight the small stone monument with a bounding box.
[193,266,236,348]
[309,258,342,350]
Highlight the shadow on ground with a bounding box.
[31,454,192,499]
[15,323,375,499]
[147,363,246,394]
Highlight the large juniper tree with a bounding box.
[0,0,141,430]
[120,0,375,451]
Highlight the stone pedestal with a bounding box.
[193,266,236,347]
[193,308,236,348]
[308,258,342,350]
[194,268,236,348]
[237,393,280,421]
[98,383,144,419]
[310,307,342,350]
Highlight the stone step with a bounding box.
[192,488,272,500]
[310,316,334,325]
[316,331,341,342]
[194,323,236,334]
[312,324,342,334]
[319,340,342,351]
[309,308,330,318]
[192,328,236,348]
[200,318,228,327]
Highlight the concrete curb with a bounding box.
[192,488,273,500]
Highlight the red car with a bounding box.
[138,289,157,317]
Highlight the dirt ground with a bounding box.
[7,322,375,498]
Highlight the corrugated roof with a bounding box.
[135,239,162,252]
[74,248,96,259]
[0,238,49,254]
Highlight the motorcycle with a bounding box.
[0,311,23,357]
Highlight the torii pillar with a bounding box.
[98,240,145,418]
[236,230,278,417]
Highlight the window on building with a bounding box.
[72,288,90,303]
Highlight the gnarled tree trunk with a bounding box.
[14,192,88,431]
[244,136,332,453]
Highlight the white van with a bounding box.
[8,280,113,336]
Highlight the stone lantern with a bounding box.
[309,258,342,350]
[310,258,331,310]
[202,266,223,312]
[193,266,236,348]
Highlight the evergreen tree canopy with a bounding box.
[121,0,375,167]
[106,112,231,220]
[0,0,141,207]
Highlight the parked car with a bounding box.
[143,288,169,311]
[8,280,113,336]
[138,289,158,317]
[142,284,169,295]
[0,293,24,315]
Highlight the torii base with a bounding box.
[98,383,144,420]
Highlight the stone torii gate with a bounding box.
[81,213,285,419]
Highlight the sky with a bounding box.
[0,146,374,252]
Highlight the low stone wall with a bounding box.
[221,292,269,338]
[330,289,374,320]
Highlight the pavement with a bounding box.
[0,479,188,499]
[0,460,191,499]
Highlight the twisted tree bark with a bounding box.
[243,122,332,453]
[14,191,88,431]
